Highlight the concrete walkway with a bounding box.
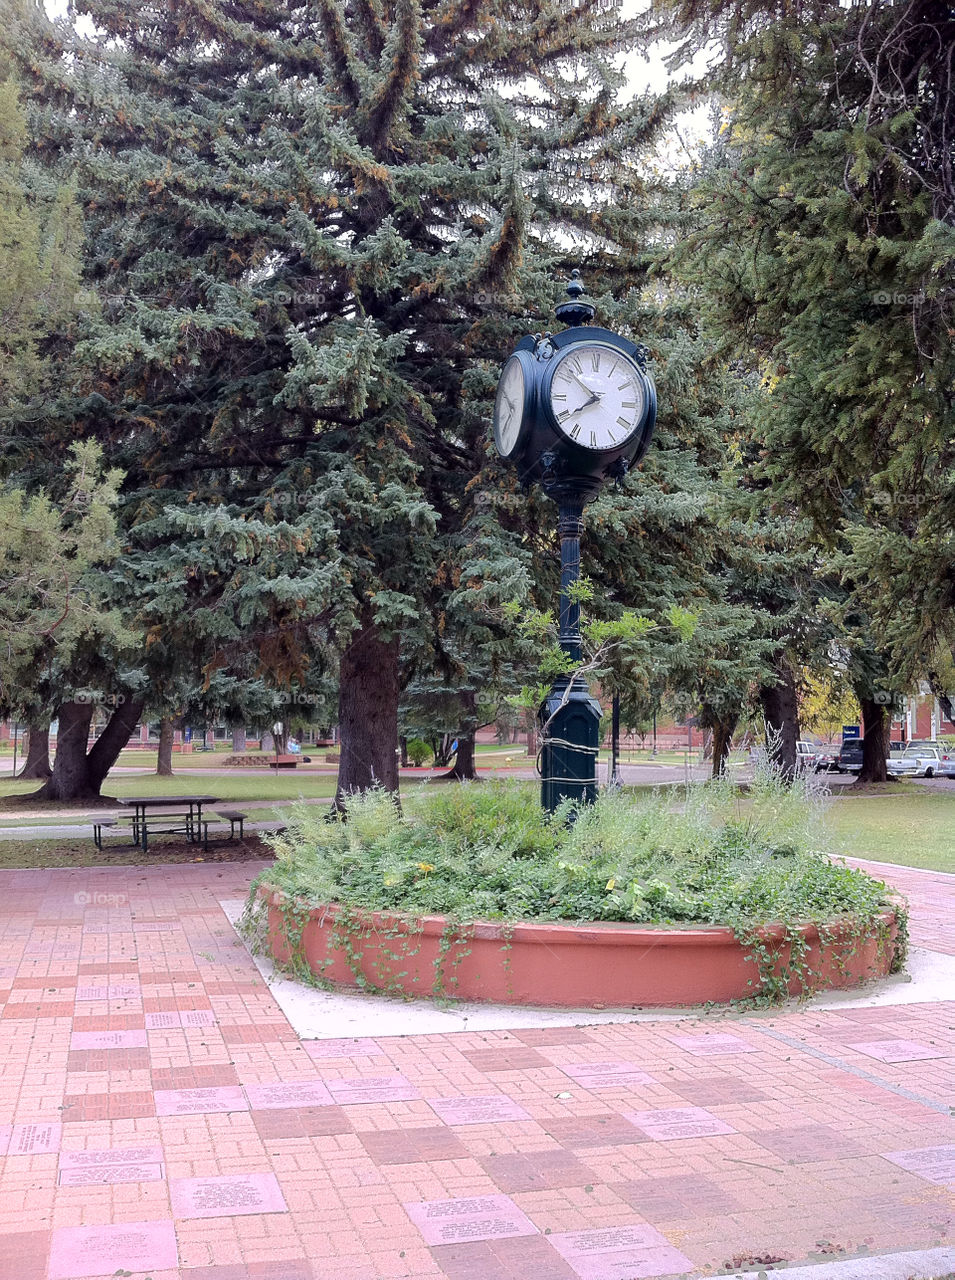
[0,858,951,1280]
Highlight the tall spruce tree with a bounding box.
[652,0,953,778]
[12,0,684,801]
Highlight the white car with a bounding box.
[886,745,955,778]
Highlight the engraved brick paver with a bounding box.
[47,1220,178,1278]
[171,1171,288,1218]
[548,1225,695,1279]
[0,858,951,1278]
[404,1193,538,1245]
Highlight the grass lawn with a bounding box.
[0,767,951,878]
[0,772,338,810]
[826,787,955,873]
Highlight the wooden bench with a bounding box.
[215,810,248,840]
[268,755,299,769]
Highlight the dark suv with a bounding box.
[835,740,863,773]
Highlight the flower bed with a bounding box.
[248,780,906,1005]
[261,889,898,1006]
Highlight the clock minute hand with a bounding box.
[567,370,596,396]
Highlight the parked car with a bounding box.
[835,740,863,773]
[813,745,840,772]
[795,740,816,772]
[886,745,955,778]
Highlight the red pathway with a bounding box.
[0,859,952,1280]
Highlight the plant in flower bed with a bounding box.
[249,769,905,1002]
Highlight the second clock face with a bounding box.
[493,353,526,458]
[548,343,646,451]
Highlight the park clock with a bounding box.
[490,271,659,816]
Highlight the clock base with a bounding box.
[539,676,602,815]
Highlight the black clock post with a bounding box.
[492,272,657,815]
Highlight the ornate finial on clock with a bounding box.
[554,269,597,328]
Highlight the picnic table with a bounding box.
[103,795,221,852]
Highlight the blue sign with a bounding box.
[842,725,861,739]
[184,726,192,743]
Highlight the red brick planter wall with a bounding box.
[262,890,898,1007]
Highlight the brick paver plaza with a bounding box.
[0,858,951,1279]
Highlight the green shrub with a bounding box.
[260,773,899,932]
[406,737,432,766]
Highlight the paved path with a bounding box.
[0,860,951,1280]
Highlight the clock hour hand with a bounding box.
[571,392,601,415]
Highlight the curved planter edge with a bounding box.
[261,887,898,1008]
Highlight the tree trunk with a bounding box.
[448,734,476,779]
[157,716,175,776]
[710,714,738,778]
[525,709,537,758]
[231,724,247,752]
[17,722,52,779]
[35,697,145,801]
[334,618,399,808]
[857,697,889,783]
[399,735,409,768]
[760,656,800,781]
[445,691,478,781]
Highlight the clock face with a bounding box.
[548,343,646,451]
[493,354,526,457]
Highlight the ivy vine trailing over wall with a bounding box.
[239,772,906,1004]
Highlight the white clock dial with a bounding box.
[493,354,526,457]
[549,344,645,451]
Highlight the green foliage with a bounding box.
[0,70,81,409]
[260,773,896,934]
[0,442,128,710]
[405,737,432,767]
[657,0,955,698]
[12,0,684,799]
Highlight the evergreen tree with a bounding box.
[652,0,952,777]
[13,0,681,801]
